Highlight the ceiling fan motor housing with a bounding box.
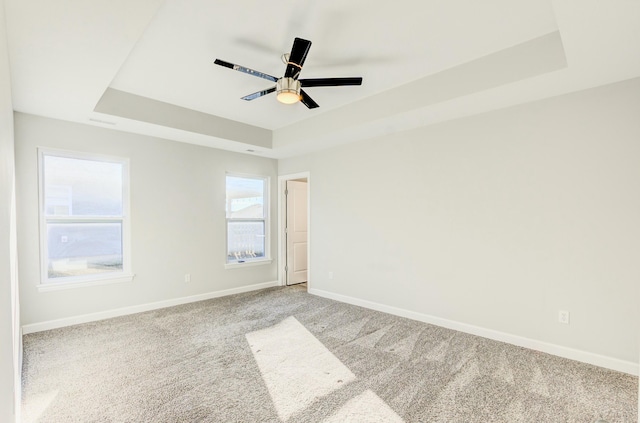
[276,77,302,104]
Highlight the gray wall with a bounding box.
[15,113,278,325]
[279,78,640,364]
[0,0,19,420]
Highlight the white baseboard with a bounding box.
[22,281,279,335]
[308,288,638,376]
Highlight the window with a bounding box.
[39,149,131,289]
[226,174,269,265]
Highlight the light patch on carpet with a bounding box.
[493,350,515,384]
[529,366,550,397]
[384,331,421,360]
[390,378,425,411]
[351,324,393,349]
[22,390,59,423]
[505,398,527,423]
[322,389,404,423]
[325,317,369,341]
[423,338,452,362]
[430,358,482,421]
[246,316,356,421]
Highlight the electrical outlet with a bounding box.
[328,271,334,280]
[184,273,191,283]
[558,310,570,324]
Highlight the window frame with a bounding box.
[224,172,271,269]
[37,148,133,291]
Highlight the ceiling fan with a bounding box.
[214,37,363,109]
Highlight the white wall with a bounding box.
[15,113,278,326]
[0,0,20,421]
[279,78,640,366]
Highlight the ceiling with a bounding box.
[5,0,640,158]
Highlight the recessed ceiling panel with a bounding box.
[109,0,558,129]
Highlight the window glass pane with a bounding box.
[226,176,264,219]
[227,221,265,262]
[46,222,123,279]
[44,155,123,216]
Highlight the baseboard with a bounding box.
[22,281,279,335]
[308,288,639,376]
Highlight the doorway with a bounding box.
[278,172,310,288]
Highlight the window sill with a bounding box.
[224,259,273,270]
[37,273,135,292]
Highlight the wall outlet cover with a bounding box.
[558,310,570,324]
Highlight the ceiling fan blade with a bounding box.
[214,59,278,82]
[241,86,277,101]
[284,38,312,79]
[300,90,319,109]
[300,77,363,87]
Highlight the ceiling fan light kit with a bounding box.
[276,78,302,104]
[214,37,363,109]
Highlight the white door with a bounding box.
[286,180,308,285]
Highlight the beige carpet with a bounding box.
[21,285,638,422]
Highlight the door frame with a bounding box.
[277,172,310,288]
